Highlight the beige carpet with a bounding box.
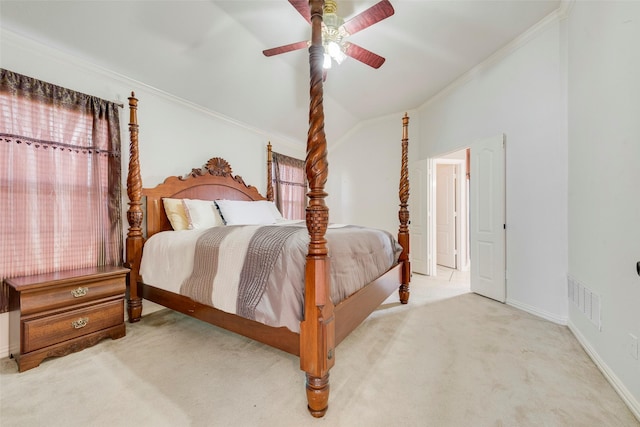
[1,272,638,427]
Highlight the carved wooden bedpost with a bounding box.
[398,113,411,304]
[126,92,143,322]
[300,0,335,418]
[266,142,274,202]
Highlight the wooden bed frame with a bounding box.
[124,0,410,418]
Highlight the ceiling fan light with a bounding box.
[323,53,332,69]
[327,41,346,64]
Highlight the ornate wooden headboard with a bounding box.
[141,157,266,239]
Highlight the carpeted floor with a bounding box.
[1,271,638,427]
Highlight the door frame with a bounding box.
[409,159,429,275]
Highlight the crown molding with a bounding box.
[329,3,571,151]
[558,0,576,20]
[418,5,569,112]
[1,28,302,152]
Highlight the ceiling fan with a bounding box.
[263,0,395,70]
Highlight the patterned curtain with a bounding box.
[271,152,306,220]
[0,69,123,312]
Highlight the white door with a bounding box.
[436,164,456,268]
[470,135,506,302]
[410,160,429,275]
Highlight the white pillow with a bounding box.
[215,200,280,225]
[182,199,225,229]
[262,200,284,221]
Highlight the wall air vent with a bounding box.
[568,275,601,331]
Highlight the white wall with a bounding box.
[566,1,640,416]
[330,13,569,324]
[328,16,568,324]
[327,112,420,237]
[417,16,568,324]
[0,29,305,358]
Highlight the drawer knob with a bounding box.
[71,317,89,329]
[71,287,89,298]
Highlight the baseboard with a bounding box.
[568,321,640,421]
[506,298,568,325]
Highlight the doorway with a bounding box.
[434,150,469,272]
[410,135,506,303]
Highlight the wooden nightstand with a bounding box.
[6,266,129,372]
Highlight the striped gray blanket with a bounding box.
[179,223,402,332]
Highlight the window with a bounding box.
[271,152,306,220]
[0,69,123,312]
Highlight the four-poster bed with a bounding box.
[124,0,410,417]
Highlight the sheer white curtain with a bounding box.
[0,69,123,312]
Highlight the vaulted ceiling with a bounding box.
[1,0,560,144]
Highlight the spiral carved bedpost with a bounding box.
[398,113,411,304]
[266,142,274,202]
[126,92,143,322]
[300,0,335,418]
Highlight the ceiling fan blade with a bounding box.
[263,41,309,57]
[344,43,386,69]
[288,0,311,24]
[341,0,395,36]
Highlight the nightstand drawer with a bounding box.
[22,299,124,353]
[19,276,126,315]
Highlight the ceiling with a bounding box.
[0,0,560,145]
